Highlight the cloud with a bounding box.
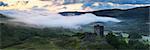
[0,10,121,29]
[85,2,150,10]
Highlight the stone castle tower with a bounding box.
[94,24,104,37]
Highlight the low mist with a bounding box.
[0,10,121,29]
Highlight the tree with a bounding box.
[105,32,128,49]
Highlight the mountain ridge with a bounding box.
[59,6,150,18]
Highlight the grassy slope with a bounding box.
[1,23,149,50]
[0,23,75,49]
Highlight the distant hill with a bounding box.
[91,6,150,34]
[59,6,150,34]
[91,6,150,18]
[0,14,8,18]
[59,6,150,18]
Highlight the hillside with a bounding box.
[1,23,149,50]
[59,6,150,35]
[91,6,150,18]
[0,6,150,50]
[60,6,150,18]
